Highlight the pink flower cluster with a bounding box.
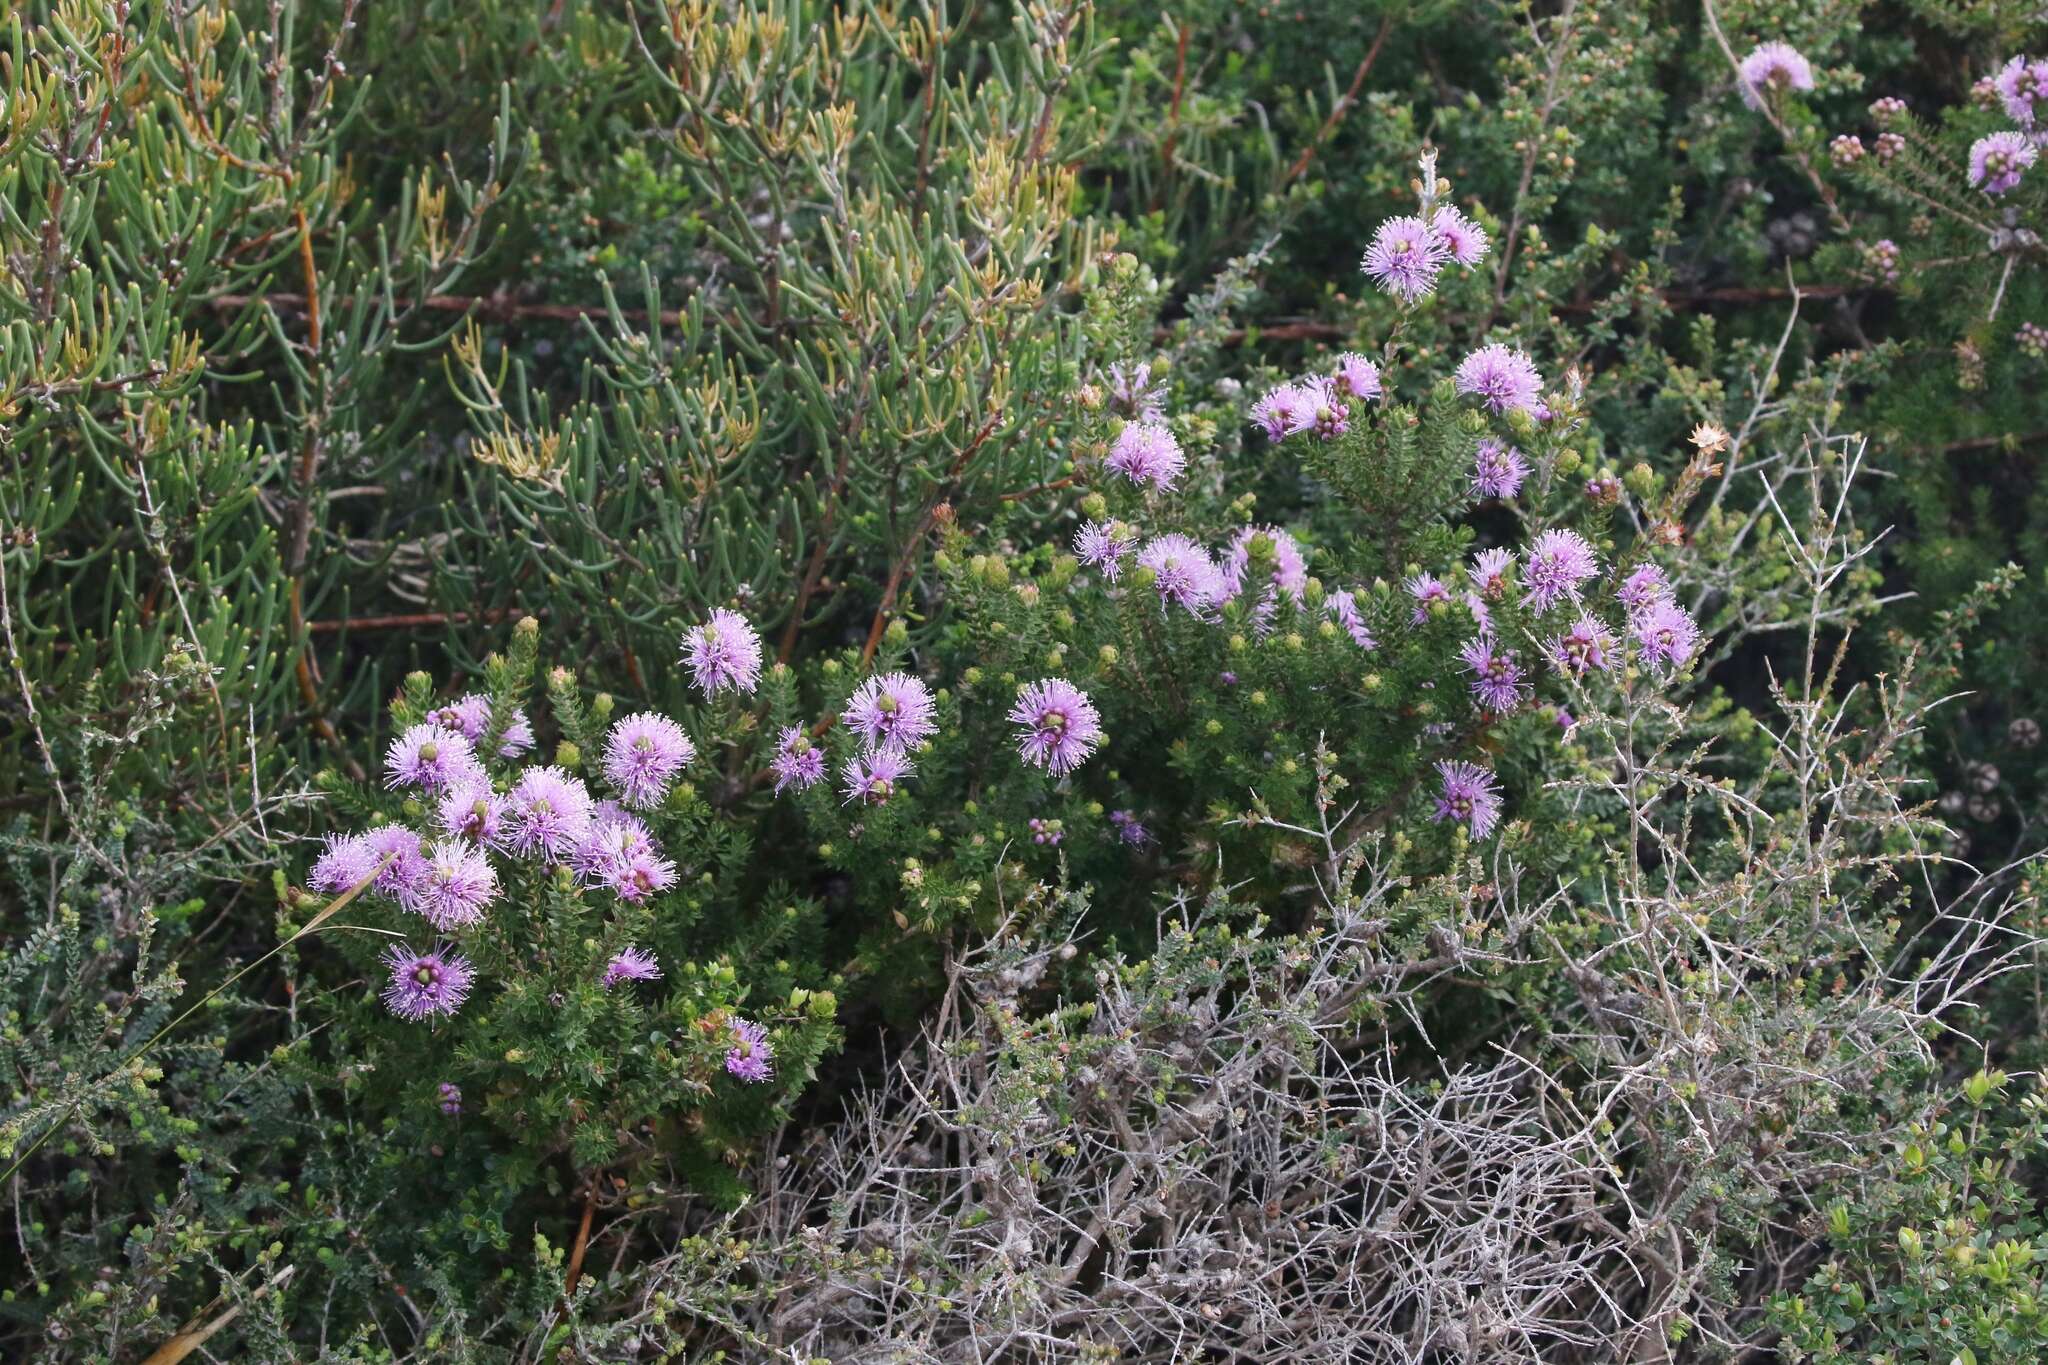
[312,677,719,1025]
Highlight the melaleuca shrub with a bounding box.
[290,617,837,1217]
[811,157,1714,931]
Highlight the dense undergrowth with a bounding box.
[3,0,2047,1360]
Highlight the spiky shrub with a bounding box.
[564,488,2027,1358]
[290,618,837,1207]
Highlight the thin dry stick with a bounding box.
[1278,12,1395,189]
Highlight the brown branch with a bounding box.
[563,1180,599,1302]
[303,608,523,635]
[1933,428,2048,456]
[204,291,685,329]
[997,474,1081,502]
[1151,23,1192,211]
[1279,13,1395,189]
[858,409,1004,668]
[1156,283,1860,348]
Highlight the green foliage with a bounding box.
[1774,1072,2048,1365]
[2,0,2046,1357]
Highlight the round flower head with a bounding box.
[844,672,939,755]
[1548,614,1618,677]
[1454,344,1543,416]
[506,765,596,861]
[1249,382,1318,442]
[1737,42,1815,110]
[380,943,475,1022]
[384,723,484,794]
[1995,55,2047,126]
[1137,534,1223,617]
[1361,214,1449,302]
[1220,525,1309,604]
[1073,520,1138,581]
[601,947,663,989]
[683,609,763,698]
[1406,571,1452,623]
[1617,563,1673,613]
[1471,438,1529,500]
[437,1082,463,1116]
[1459,637,1530,714]
[1430,206,1490,267]
[576,811,677,903]
[363,825,429,901]
[841,750,915,805]
[309,832,380,896]
[1106,421,1186,491]
[1008,678,1103,777]
[430,693,535,759]
[1433,760,1503,839]
[1104,359,1166,421]
[1969,131,2037,195]
[1298,375,1350,440]
[725,1018,775,1084]
[771,725,827,795]
[1325,589,1377,649]
[1523,529,1600,611]
[1332,352,1383,402]
[436,782,509,847]
[401,839,499,930]
[1632,600,1702,674]
[602,712,695,809]
[1472,547,1518,599]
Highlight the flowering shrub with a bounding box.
[4,1,2047,1359]
[292,619,836,1188]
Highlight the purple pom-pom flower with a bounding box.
[506,765,596,861]
[771,725,827,795]
[380,943,475,1022]
[1106,421,1186,491]
[309,833,380,896]
[1332,352,1383,402]
[1460,638,1531,714]
[1008,678,1103,777]
[683,609,763,698]
[401,838,499,930]
[436,783,509,847]
[725,1018,775,1083]
[1632,600,1703,674]
[602,947,663,989]
[1454,344,1543,416]
[1430,206,1490,267]
[1523,529,1600,611]
[363,825,430,901]
[384,723,485,794]
[1969,131,2037,195]
[602,712,695,809]
[1548,614,1618,677]
[1137,534,1224,616]
[1325,589,1377,649]
[1471,438,1529,499]
[844,672,939,755]
[841,749,915,805]
[1074,519,1138,581]
[1432,760,1503,839]
[1995,55,2048,127]
[1249,382,1318,442]
[1737,42,1815,110]
[1361,214,1449,302]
